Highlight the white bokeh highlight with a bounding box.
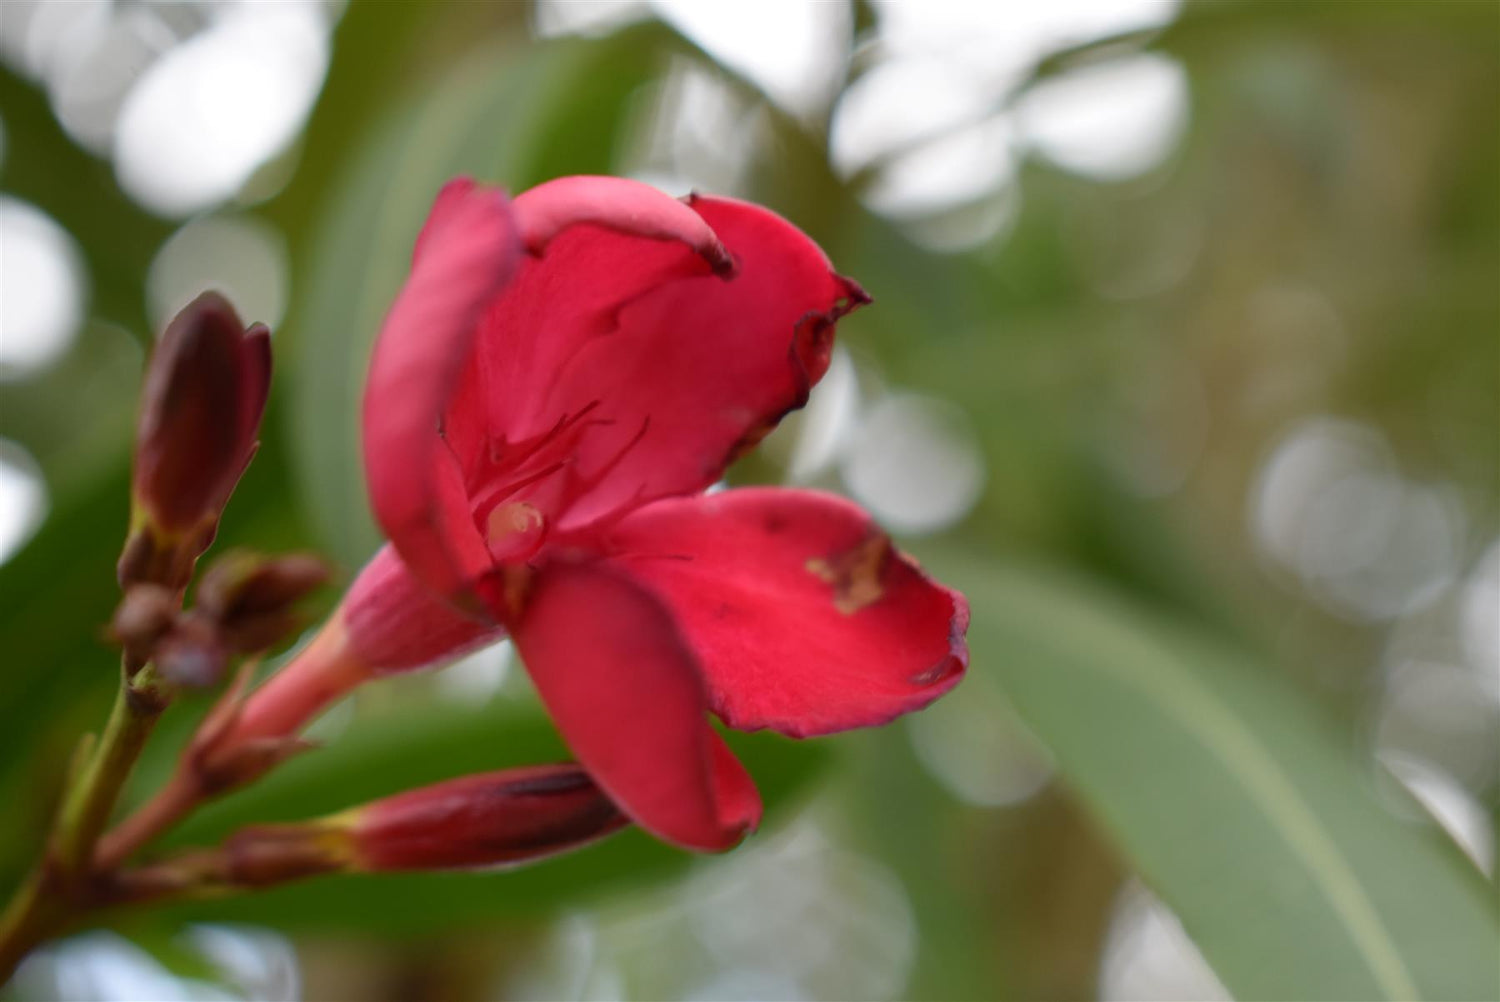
[651,0,850,117]
[907,670,1054,808]
[1380,752,1495,875]
[11,931,238,1002]
[147,214,289,334]
[1250,417,1465,621]
[1018,53,1189,181]
[0,198,87,379]
[1460,540,1499,692]
[113,2,329,217]
[593,819,918,1001]
[843,394,985,535]
[185,925,301,1002]
[1098,880,1231,1002]
[0,439,47,566]
[786,346,862,483]
[435,639,514,706]
[47,7,175,154]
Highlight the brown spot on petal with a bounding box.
[910,656,959,687]
[806,533,890,615]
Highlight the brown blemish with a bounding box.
[761,511,790,534]
[910,657,958,687]
[806,533,890,614]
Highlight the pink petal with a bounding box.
[445,191,868,542]
[511,561,761,851]
[515,176,733,275]
[341,543,505,674]
[602,488,969,738]
[362,179,523,605]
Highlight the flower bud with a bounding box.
[196,550,329,653]
[110,584,179,671]
[120,292,271,591]
[153,611,227,688]
[203,764,625,889]
[350,763,626,872]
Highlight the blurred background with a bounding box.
[0,1,1496,999]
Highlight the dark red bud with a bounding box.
[196,550,329,653]
[198,551,328,619]
[154,612,228,688]
[110,584,179,669]
[351,764,628,872]
[122,292,271,590]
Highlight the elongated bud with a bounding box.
[352,764,626,872]
[120,292,271,591]
[208,764,624,887]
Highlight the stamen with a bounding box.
[486,501,546,563]
[573,416,651,493]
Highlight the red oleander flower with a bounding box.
[232,176,968,852]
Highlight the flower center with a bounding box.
[485,500,546,563]
[468,397,653,563]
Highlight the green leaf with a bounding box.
[934,551,1499,1002]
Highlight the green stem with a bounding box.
[53,666,169,879]
[0,872,67,986]
[0,664,170,986]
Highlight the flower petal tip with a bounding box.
[834,273,872,314]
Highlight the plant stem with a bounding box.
[0,664,170,986]
[0,872,67,986]
[53,666,169,879]
[93,772,200,873]
[99,623,362,869]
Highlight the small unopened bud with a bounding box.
[120,292,271,591]
[350,764,627,872]
[154,612,227,688]
[110,584,179,671]
[196,550,329,653]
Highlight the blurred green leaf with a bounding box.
[935,550,1500,1002]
